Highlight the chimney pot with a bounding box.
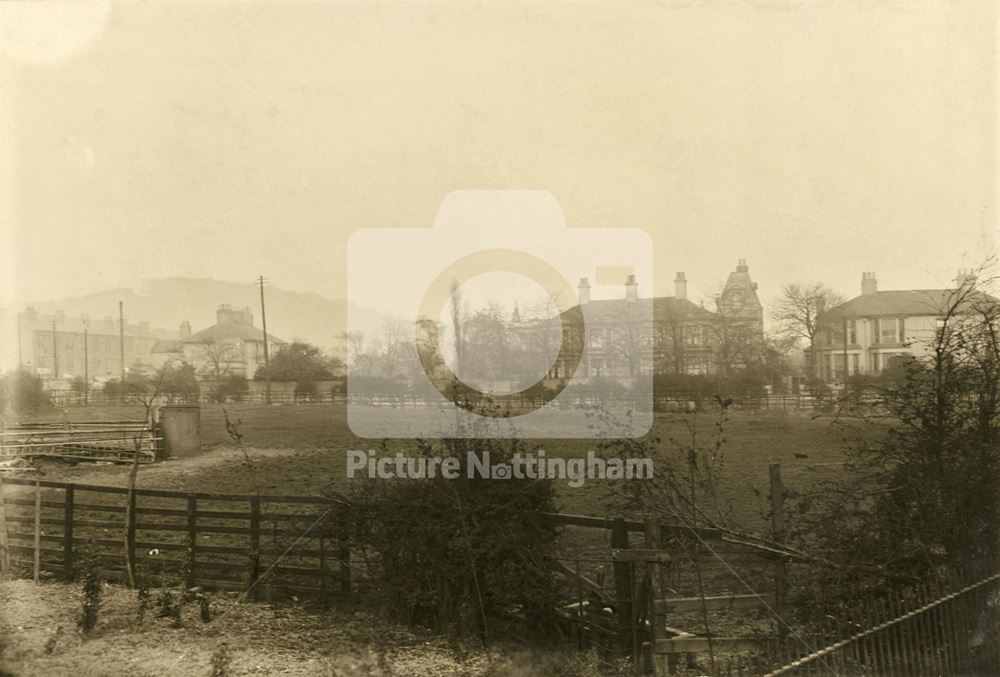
[625,274,638,300]
[861,272,878,295]
[578,277,591,305]
[674,272,688,300]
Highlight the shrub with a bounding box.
[212,374,249,403]
[0,370,50,414]
[210,643,231,677]
[327,434,561,642]
[76,548,102,636]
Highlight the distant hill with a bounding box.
[10,277,388,352]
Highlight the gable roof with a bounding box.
[557,296,719,323]
[184,323,285,345]
[822,289,998,319]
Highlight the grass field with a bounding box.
[7,403,885,535]
[2,404,890,673]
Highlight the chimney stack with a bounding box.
[625,274,638,300]
[861,272,878,295]
[954,269,977,290]
[736,258,749,273]
[578,277,591,305]
[674,272,687,300]
[179,320,192,339]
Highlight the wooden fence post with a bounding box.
[611,518,634,663]
[337,535,351,594]
[0,477,9,575]
[644,518,664,676]
[33,481,41,583]
[186,494,197,589]
[62,484,74,580]
[575,559,585,651]
[125,489,137,586]
[248,495,261,598]
[769,464,788,639]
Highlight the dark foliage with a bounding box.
[211,374,249,403]
[75,548,102,636]
[325,435,561,642]
[788,280,1000,617]
[253,341,339,382]
[0,370,50,414]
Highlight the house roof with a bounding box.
[822,289,998,319]
[653,296,719,321]
[557,296,719,323]
[184,323,285,345]
[151,339,184,354]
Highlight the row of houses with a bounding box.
[15,304,286,384]
[507,263,996,386]
[15,264,993,389]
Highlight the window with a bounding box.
[590,358,604,376]
[847,320,857,345]
[879,318,900,344]
[898,318,906,344]
[851,353,860,374]
[684,325,702,346]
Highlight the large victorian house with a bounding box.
[516,260,766,386]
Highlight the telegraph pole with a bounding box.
[51,320,59,379]
[258,275,272,405]
[119,301,126,384]
[16,313,22,370]
[83,327,89,405]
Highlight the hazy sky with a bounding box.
[1,0,996,313]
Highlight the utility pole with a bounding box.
[83,327,89,405]
[16,313,22,370]
[258,275,272,405]
[51,320,59,379]
[119,301,126,403]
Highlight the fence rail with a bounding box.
[1,480,995,676]
[0,423,159,465]
[761,567,1000,677]
[40,389,852,413]
[0,478,348,597]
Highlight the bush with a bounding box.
[75,547,102,636]
[789,286,1000,615]
[0,370,50,414]
[327,435,561,641]
[212,374,249,403]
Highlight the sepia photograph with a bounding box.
[0,1,997,675]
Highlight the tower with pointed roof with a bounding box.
[718,259,764,327]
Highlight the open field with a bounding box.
[2,404,891,675]
[7,403,886,534]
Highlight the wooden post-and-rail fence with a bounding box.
[2,478,997,676]
[544,509,1000,676]
[0,477,350,597]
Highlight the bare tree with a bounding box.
[193,339,243,380]
[770,283,845,378]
